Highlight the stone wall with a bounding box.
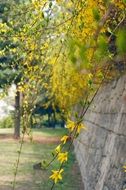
[74,75,126,190]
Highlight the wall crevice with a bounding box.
[84,119,126,138]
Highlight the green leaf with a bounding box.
[49,2,53,8]
[92,8,100,22]
[98,36,108,55]
[116,29,126,54]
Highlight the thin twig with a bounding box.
[94,3,114,41]
[12,132,25,190]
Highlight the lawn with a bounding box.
[0,128,67,137]
[0,128,83,190]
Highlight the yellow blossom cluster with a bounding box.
[58,152,68,163]
[49,169,64,184]
[50,119,86,184]
[66,119,86,133]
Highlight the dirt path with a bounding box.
[0,134,61,144]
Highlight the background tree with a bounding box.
[0,0,22,138]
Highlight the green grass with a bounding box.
[32,128,67,137]
[0,128,67,137]
[0,128,82,190]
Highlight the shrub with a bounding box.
[0,116,14,128]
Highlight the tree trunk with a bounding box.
[14,88,20,139]
[53,112,56,128]
[48,113,51,127]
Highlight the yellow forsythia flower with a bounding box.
[77,123,86,134]
[58,152,68,163]
[66,119,75,132]
[55,145,61,153]
[49,169,64,183]
[123,166,126,172]
[61,135,69,144]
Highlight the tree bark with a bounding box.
[14,87,20,139]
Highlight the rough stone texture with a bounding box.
[74,75,126,190]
